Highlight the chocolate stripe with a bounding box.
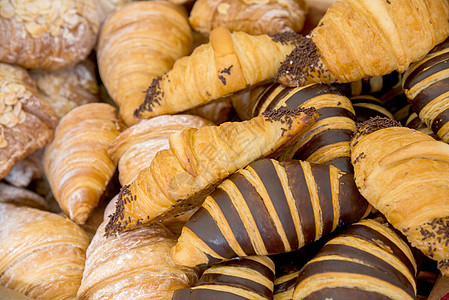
[310,163,334,236]
[284,84,343,109]
[212,187,255,256]
[409,77,449,113]
[337,173,369,226]
[316,106,356,122]
[232,172,285,254]
[248,159,298,250]
[196,274,272,299]
[431,104,449,134]
[353,106,392,122]
[304,287,393,300]
[406,116,428,130]
[254,83,282,116]
[220,258,275,282]
[282,160,316,244]
[185,206,236,259]
[187,288,250,300]
[351,97,383,106]
[293,129,354,161]
[403,51,449,90]
[265,86,294,112]
[274,276,297,295]
[325,157,353,174]
[308,248,415,298]
[171,288,191,300]
[341,224,416,276]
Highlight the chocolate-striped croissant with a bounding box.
[171,158,372,267]
[277,0,449,87]
[350,117,449,276]
[350,94,394,123]
[402,37,449,142]
[239,82,357,173]
[292,218,418,299]
[172,256,275,300]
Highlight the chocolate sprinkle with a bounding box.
[262,106,317,133]
[269,31,304,46]
[353,116,402,138]
[135,75,164,116]
[220,65,233,75]
[276,37,324,87]
[218,75,226,85]
[104,184,134,237]
[352,152,366,164]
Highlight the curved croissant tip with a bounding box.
[170,242,209,268]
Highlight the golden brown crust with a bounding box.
[97,1,193,126]
[0,203,90,299]
[43,103,123,224]
[189,0,308,35]
[0,63,57,180]
[350,122,449,276]
[136,27,302,119]
[277,0,449,86]
[0,0,99,71]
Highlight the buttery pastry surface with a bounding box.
[0,0,99,70]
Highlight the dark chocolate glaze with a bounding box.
[310,163,334,235]
[316,106,356,122]
[282,160,316,245]
[212,187,255,256]
[403,51,449,91]
[171,288,191,300]
[337,173,370,226]
[232,172,285,254]
[431,101,449,133]
[222,257,275,282]
[409,77,449,113]
[253,83,282,117]
[249,159,299,250]
[293,128,354,161]
[275,276,298,295]
[180,288,252,300]
[325,156,353,174]
[185,206,236,259]
[284,84,344,110]
[303,287,394,300]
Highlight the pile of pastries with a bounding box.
[1,0,449,299]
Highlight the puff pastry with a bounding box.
[0,202,90,299]
[105,107,318,236]
[43,103,123,224]
[276,0,449,86]
[172,256,275,300]
[108,115,213,186]
[77,198,199,300]
[0,182,48,211]
[403,37,449,142]
[97,1,193,126]
[0,63,58,180]
[0,0,99,71]
[29,59,99,119]
[293,218,417,299]
[350,117,449,276]
[135,27,302,119]
[189,0,307,36]
[171,158,371,267]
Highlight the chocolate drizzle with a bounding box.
[275,37,325,87]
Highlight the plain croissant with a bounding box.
[105,107,318,236]
[135,27,302,119]
[171,158,371,267]
[43,103,123,224]
[276,0,449,87]
[350,117,449,276]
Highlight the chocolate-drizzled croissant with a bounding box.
[171,158,371,267]
[292,218,417,299]
[277,0,449,87]
[350,95,394,123]
[239,82,357,173]
[350,117,449,276]
[105,107,318,236]
[172,256,275,300]
[402,37,449,142]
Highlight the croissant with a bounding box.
[77,198,199,299]
[108,115,213,186]
[189,0,308,36]
[171,158,371,267]
[350,117,449,276]
[240,82,357,173]
[0,63,58,180]
[405,112,440,140]
[276,0,449,87]
[43,103,124,224]
[403,37,449,143]
[135,27,302,119]
[97,1,193,126]
[172,256,275,300]
[350,94,394,123]
[0,0,98,71]
[96,0,134,24]
[0,202,90,299]
[105,107,318,236]
[0,182,49,211]
[29,59,99,119]
[292,218,417,299]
